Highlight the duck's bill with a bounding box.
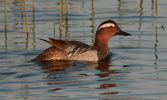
[117,30,131,36]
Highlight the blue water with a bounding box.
[0,0,167,100]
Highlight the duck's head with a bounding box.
[95,20,131,45]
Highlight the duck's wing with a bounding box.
[39,38,67,50]
[39,38,94,57]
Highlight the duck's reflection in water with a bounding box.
[37,57,128,96]
[37,55,124,78]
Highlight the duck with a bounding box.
[33,20,131,62]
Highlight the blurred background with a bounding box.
[0,0,167,100]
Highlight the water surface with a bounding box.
[0,0,167,100]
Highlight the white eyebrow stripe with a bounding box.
[98,23,115,30]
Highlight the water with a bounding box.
[0,0,167,100]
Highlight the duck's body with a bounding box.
[34,39,100,62]
[33,20,131,62]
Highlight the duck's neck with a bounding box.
[94,39,109,59]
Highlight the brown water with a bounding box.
[0,0,167,100]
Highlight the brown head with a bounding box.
[94,20,131,47]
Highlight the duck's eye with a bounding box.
[110,26,114,28]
